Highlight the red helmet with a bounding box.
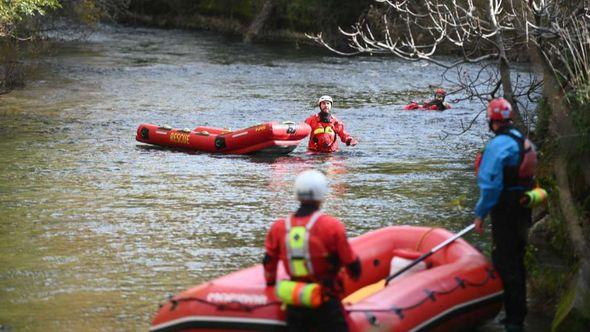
[487,98,513,121]
[434,88,446,96]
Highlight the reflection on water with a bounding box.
[0,25,545,331]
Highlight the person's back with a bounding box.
[264,170,361,332]
[266,210,356,292]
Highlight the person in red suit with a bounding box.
[305,96,358,153]
[422,88,452,111]
[404,88,452,111]
[263,170,362,332]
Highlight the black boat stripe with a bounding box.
[410,290,504,331]
[150,315,287,332]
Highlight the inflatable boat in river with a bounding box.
[136,121,310,155]
[150,226,503,332]
[403,102,451,111]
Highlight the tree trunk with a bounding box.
[495,31,525,130]
[554,157,588,256]
[582,155,590,189]
[0,38,24,94]
[498,58,524,130]
[243,0,274,43]
[529,38,590,330]
[544,70,590,332]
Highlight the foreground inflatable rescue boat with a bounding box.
[150,226,503,332]
[136,121,310,155]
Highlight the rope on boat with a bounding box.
[347,267,499,321]
[415,227,436,251]
[163,295,282,312]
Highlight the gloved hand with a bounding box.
[474,217,485,235]
[346,137,358,146]
[347,258,362,281]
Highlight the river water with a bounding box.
[0,25,547,331]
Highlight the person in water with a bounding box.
[263,170,362,332]
[305,95,358,153]
[404,88,451,111]
[421,88,451,111]
[472,98,538,332]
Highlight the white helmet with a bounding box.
[318,95,333,106]
[294,170,329,202]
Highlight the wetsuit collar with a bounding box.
[295,202,321,217]
[493,124,514,135]
[319,112,332,123]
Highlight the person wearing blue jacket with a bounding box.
[473,98,537,332]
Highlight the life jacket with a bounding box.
[312,126,337,150]
[423,99,447,111]
[475,128,537,189]
[284,211,325,278]
[277,212,327,308]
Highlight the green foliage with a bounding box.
[526,213,577,320]
[69,0,100,24]
[55,0,129,26]
[570,91,590,156]
[278,0,367,33]
[533,99,552,151]
[552,276,590,332]
[564,84,590,219]
[0,0,60,25]
[526,246,571,310]
[530,83,589,326]
[195,0,258,23]
[127,0,260,23]
[0,0,60,93]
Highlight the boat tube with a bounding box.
[150,226,503,332]
[136,121,311,155]
[403,102,451,111]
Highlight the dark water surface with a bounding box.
[0,26,548,331]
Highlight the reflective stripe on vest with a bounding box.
[313,126,335,135]
[285,211,322,278]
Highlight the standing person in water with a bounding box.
[305,96,358,153]
[422,88,452,111]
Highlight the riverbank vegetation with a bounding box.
[1,0,59,93]
[1,0,588,330]
[0,0,127,94]
[121,0,369,44]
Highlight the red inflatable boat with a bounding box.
[136,121,310,155]
[150,226,503,332]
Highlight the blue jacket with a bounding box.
[474,129,524,219]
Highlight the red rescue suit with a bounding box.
[404,100,451,111]
[264,212,358,297]
[305,114,353,153]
